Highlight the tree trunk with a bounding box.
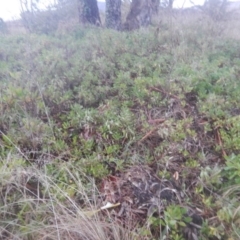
[78,0,101,25]
[105,0,122,30]
[168,0,174,10]
[123,0,156,30]
[152,0,160,14]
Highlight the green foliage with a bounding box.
[1,16,240,239]
[223,154,240,185]
[149,205,191,239]
[164,205,191,229]
[219,117,240,154]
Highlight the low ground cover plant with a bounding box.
[0,11,240,239]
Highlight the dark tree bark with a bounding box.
[168,0,174,9]
[123,0,157,30]
[152,0,160,14]
[105,0,122,30]
[78,0,101,25]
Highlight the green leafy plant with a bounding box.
[1,12,240,239]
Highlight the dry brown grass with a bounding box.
[0,154,139,240]
[4,4,240,39]
[152,7,240,41]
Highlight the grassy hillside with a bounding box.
[0,13,240,239]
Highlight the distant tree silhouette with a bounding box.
[199,0,229,21]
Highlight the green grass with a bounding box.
[0,13,240,239]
